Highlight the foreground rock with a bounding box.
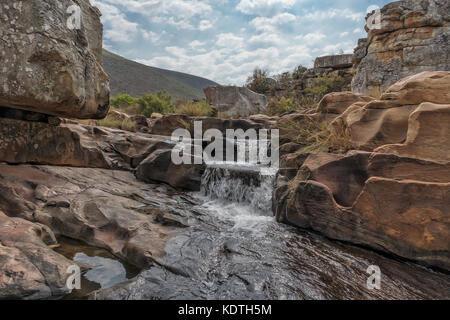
[0,164,193,271]
[0,0,110,119]
[0,211,73,299]
[352,0,450,96]
[275,151,450,271]
[204,86,268,117]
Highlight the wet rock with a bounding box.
[136,149,205,191]
[0,211,73,300]
[0,0,110,119]
[204,86,269,117]
[352,0,450,96]
[0,164,193,270]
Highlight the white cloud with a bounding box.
[236,0,300,15]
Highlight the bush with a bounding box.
[111,94,137,109]
[246,68,271,94]
[266,96,318,116]
[98,115,137,131]
[304,74,347,101]
[292,65,307,80]
[176,100,215,117]
[137,91,175,117]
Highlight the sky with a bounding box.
[91,0,393,85]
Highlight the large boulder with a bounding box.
[314,54,353,69]
[136,149,205,191]
[316,91,375,116]
[275,150,450,271]
[0,0,110,119]
[204,86,268,117]
[352,0,450,96]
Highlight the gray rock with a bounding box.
[204,86,268,117]
[0,0,110,119]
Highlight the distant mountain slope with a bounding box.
[102,49,219,101]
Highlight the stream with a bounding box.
[88,161,449,300]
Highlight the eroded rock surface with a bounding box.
[352,0,450,96]
[0,0,110,119]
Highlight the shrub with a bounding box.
[304,74,347,101]
[277,116,352,154]
[246,67,271,94]
[266,96,319,116]
[98,116,137,131]
[176,100,214,117]
[137,91,175,117]
[111,94,137,109]
[292,65,307,79]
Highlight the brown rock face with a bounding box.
[0,211,73,300]
[332,71,450,151]
[316,92,375,116]
[275,151,450,271]
[0,0,110,119]
[0,117,172,169]
[352,0,450,96]
[136,150,206,191]
[376,102,450,163]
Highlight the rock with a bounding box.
[151,113,163,119]
[108,110,130,122]
[316,92,375,115]
[352,0,450,96]
[136,149,205,191]
[352,177,450,271]
[204,86,268,117]
[0,117,173,169]
[379,71,450,107]
[314,54,353,69]
[0,211,73,300]
[368,153,450,183]
[376,102,450,163]
[0,0,110,119]
[0,164,194,270]
[331,72,450,151]
[297,151,370,207]
[275,147,450,271]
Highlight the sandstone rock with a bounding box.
[376,102,450,163]
[352,0,450,96]
[297,151,370,207]
[314,54,353,69]
[352,177,450,270]
[0,117,172,169]
[0,211,73,300]
[136,149,205,191]
[0,164,193,270]
[204,86,268,117]
[316,92,375,115]
[0,0,110,119]
[151,113,163,119]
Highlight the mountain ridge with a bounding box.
[102,49,219,101]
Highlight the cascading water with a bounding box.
[96,140,450,300]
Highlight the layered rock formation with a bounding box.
[276,71,450,271]
[0,0,110,119]
[352,0,450,97]
[204,86,268,117]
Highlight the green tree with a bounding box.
[292,65,307,80]
[246,67,271,94]
[111,94,137,109]
[137,91,175,117]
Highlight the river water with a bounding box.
[93,162,450,300]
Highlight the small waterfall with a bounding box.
[200,163,277,215]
